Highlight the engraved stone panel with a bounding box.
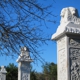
[69,48,80,80]
[21,62,30,80]
[69,38,80,80]
[22,73,28,80]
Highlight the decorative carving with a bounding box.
[22,73,28,80]
[60,7,80,24]
[70,48,80,80]
[66,27,80,33]
[69,38,80,47]
[69,38,80,80]
[21,47,30,57]
[16,47,33,62]
[71,62,80,80]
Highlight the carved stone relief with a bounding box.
[21,65,30,80]
[69,38,80,80]
[22,73,28,80]
[66,27,80,34]
[21,47,30,57]
[60,7,80,25]
[70,48,80,80]
[69,38,80,47]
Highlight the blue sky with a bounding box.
[0,0,80,72]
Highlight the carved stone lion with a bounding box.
[60,7,80,24]
[21,47,30,57]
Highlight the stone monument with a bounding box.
[0,66,7,80]
[17,47,33,80]
[51,7,80,80]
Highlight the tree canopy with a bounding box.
[42,62,57,80]
[0,0,55,62]
[6,63,18,80]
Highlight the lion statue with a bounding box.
[21,47,30,57]
[60,7,80,24]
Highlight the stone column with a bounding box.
[0,66,7,80]
[51,7,80,80]
[17,47,33,80]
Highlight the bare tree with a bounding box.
[0,0,55,62]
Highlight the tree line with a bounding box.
[3,62,57,80]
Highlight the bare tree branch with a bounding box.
[0,0,56,63]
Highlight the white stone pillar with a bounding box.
[0,66,7,80]
[51,7,80,80]
[17,47,33,80]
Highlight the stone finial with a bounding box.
[1,66,5,71]
[20,47,29,57]
[21,47,29,52]
[51,7,80,40]
[60,7,80,25]
[16,47,33,62]
[0,66,7,80]
[1,66,7,73]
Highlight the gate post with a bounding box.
[17,47,33,80]
[52,7,80,80]
[0,66,7,80]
